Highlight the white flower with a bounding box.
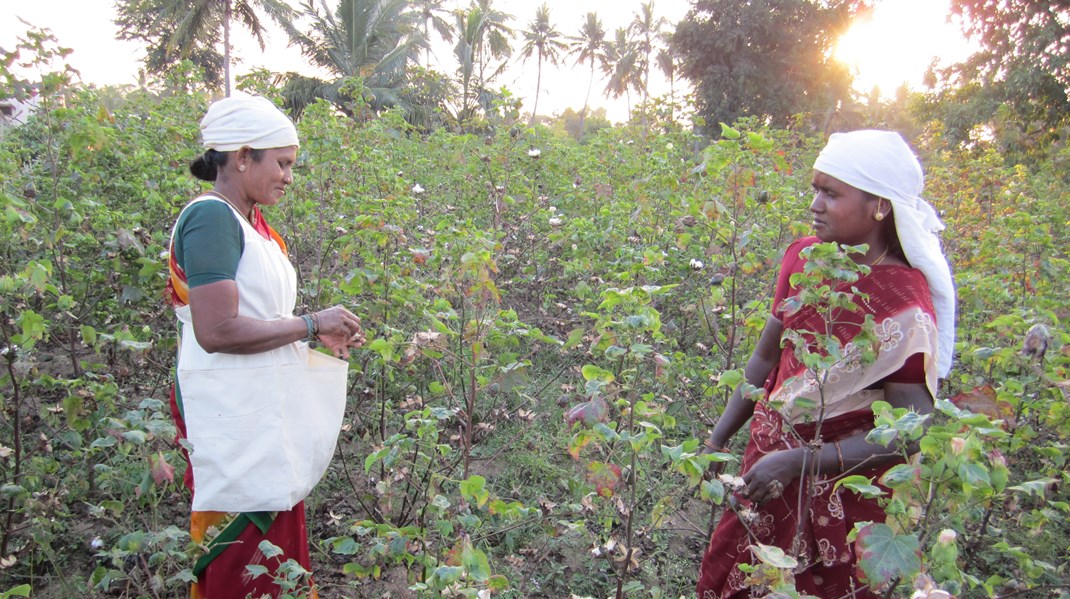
[527,148,541,158]
[549,217,562,227]
[411,183,425,195]
[549,206,557,213]
[666,142,674,150]
[90,537,104,550]
[950,437,966,455]
[937,529,957,544]
[689,259,704,270]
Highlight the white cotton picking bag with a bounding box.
[178,345,347,512]
[173,196,348,512]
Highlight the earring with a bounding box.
[239,164,246,172]
[874,212,885,221]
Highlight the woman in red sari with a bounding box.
[168,95,365,598]
[696,131,955,598]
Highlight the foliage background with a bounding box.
[1,13,1070,599]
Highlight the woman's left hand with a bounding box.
[742,448,804,506]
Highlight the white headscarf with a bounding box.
[813,130,956,377]
[200,94,299,152]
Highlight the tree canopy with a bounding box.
[277,0,425,115]
[923,0,1070,155]
[114,0,296,95]
[671,0,858,130]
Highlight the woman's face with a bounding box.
[243,146,297,206]
[809,170,882,246]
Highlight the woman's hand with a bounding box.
[313,305,366,359]
[742,448,805,506]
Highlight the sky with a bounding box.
[1,0,976,122]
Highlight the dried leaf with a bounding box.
[586,461,622,497]
[566,397,608,427]
[149,452,175,486]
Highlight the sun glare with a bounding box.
[834,0,976,98]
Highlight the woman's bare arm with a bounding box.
[188,280,363,356]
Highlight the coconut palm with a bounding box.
[628,1,668,107]
[602,27,644,121]
[567,12,608,137]
[519,4,567,126]
[656,31,677,116]
[116,0,296,96]
[409,0,454,67]
[278,0,426,116]
[452,0,514,123]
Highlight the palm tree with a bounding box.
[452,0,513,123]
[116,0,296,96]
[628,1,668,108]
[567,12,607,137]
[519,4,567,126]
[409,0,454,67]
[655,32,677,117]
[602,27,643,121]
[278,0,425,115]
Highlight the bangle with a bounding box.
[309,312,321,336]
[704,438,727,453]
[300,315,315,341]
[834,441,845,472]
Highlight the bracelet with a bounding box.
[704,438,727,453]
[834,441,845,472]
[300,315,315,341]
[309,312,321,336]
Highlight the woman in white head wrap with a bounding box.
[697,130,955,598]
[167,95,365,599]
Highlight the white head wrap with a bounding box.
[200,94,299,152]
[813,130,956,377]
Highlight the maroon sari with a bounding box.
[697,237,938,598]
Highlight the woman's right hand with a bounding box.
[314,305,365,359]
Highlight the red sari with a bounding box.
[697,238,939,598]
[169,204,317,599]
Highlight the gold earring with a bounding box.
[874,212,884,221]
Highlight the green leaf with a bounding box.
[855,523,921,588]
[366,338,394,361]
[835,475,885,498]
[330,537,360,555]
[487,574,509,591]
[752,543,798,568]
[461,544,492,582]
[245,564,270,578]
[880,464,919,488]
[431,565,464,585]
[581,364,615,383]
[716,369,744,389]
[958,461,991,489]
[701,479,726,504]
[719,123,741,139]
[564,328,586,349]
[258,540,285,558]
[1,584,32,598]
[1009,478,1056,498]
[459,475,489,508]
[121,430,147,445]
